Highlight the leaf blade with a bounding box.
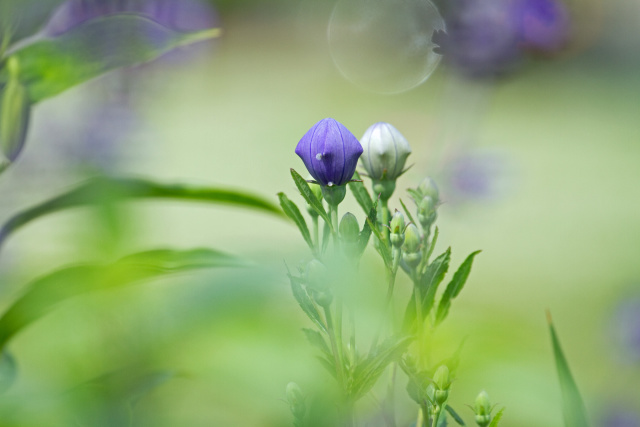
[348,171,373,214]
[435,250,481,325]
[278,192,315,254]
[290,169,332,228]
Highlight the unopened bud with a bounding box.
[389,211,405,248]
[418,196,437,228]
[286,382,306,420]
[339,212,359,242]
[403,224,421,253]
[474,390,492,426]
[360,122,412,181]
[417,177,439,203]
[433,365,451,391]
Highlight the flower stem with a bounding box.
[323,305,345,388]
[313,216,319,251]
[370,246,401,350]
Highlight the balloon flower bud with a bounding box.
[340,212,360,258]
[474,390,492,427]
[418,196,437,228]
[360,122,412,181]
[285,382,306,422]
[295,118,363,189]
[389,211,405,248]
[0,57,31,173]
[433,365,451,406]
[402,224,422,269]
[305,259,332,307]
[417,177,440,204]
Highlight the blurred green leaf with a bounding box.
[0,0,65,46]
[0,14,221,103]
[348,171,373,214]
[435,250,481,325]
[548,313,589,427]
[357,198,378,257]
[322,221,331,254]
[0,349,16,394]
[0,248,241,350]
[488,408,505,427]
[421,248,451,316]
[350,335,412,400]
[445,405,465,426]
[425,226,439,263]
[287,273,327,333]
[302,328,331,358]
[278,192,315,255]
[290,169,332,229]
[0,176,284,253]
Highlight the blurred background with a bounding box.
[0,0,638,425]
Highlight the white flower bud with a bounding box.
[360,122,411,180]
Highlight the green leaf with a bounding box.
[0,248,241,350]
[278,192,315,254]
[302,328,331,357]
[399,198,416,227]
[357,198,379,257]
[421,248,451,316]
[350,335,412,400]
[435,250,481,325]
[445,405,466,426]
[367,217,393,270]
[1,14,221,103]
[288,273,327,333]
[488,408,505,427]
[0,349,16,394]
[425,226,440,263]
[290,169,332,228]
[548,313,589,427]
[348,171,373,214]
[0,176,284,253]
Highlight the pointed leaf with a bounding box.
[278,192,315,254]
[436,251,481,325]
[548,313,589,427]
[290,169,332,228]
[421,248,451,316]
[288,274,327,333]
[488,408,505,427]
[1,14,221,103]
[348,171,373,214]
[0,248,241,350]
[302,328,331,357]
[399,198,416,227]
[0,176,283,254]
[357,198,379,257]
[445,405,466,426]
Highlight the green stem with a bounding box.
[381,200,390,243]
[370,246,401,350]
[413,273,424,360]
[323,305,345,389]
[313,216,319,251]
[330,204,339,248]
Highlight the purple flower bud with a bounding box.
[511,0,570,52]
[295,118,363,187]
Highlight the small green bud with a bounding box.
[339,212,359,242]
[435,389,449,406]
[389,211,405,248]
[305,260,333,307]
[403,224,421,253]
[0,57,31,172]
[417,196,437,228]
[474,390,493,426]
[285,382,306,420]
[417,177,439,203]
[433,365,451,391]
[371,179,396,201]
[321,184,347,206]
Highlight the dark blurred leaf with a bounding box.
[0,176,284,253]
[350,335,412,400]
[0,0,65,45]
[548,313,589,427]
[0,248,241,350]
[278,192,315,254]
[302,328,331,357]
[488,408,505,427]
[290,169,332,228]
[435,250,481,325]
[288,273,327,333]
[421,248,451,316]
[0,14,221,102]
[446,405,465,426]
[348,171,373,214]
[0,349,16,394]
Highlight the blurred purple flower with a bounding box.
[602,410,640,427]
[611,294,640,364]
[295,118,363,187]
[434,0,570,78]
[45,0,216,36]
[512,0,570,52]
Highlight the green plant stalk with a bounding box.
[313,216,319,252]
[381,200,391,243]
[324,305,353,427]
[413,276,424,354]
[370,246,401,350]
